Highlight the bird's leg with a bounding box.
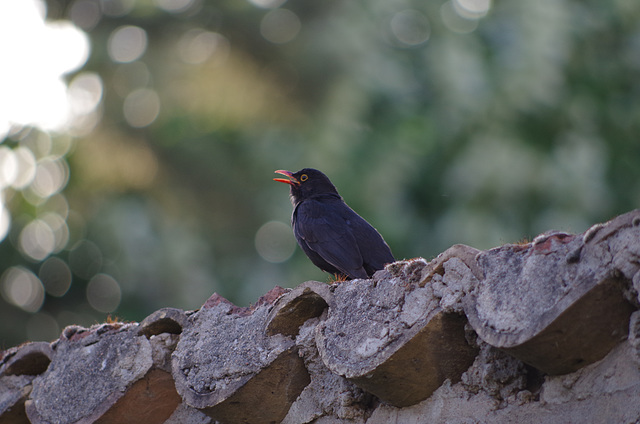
[328,273,349,284]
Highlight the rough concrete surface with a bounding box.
[0,374,33,423]
[464,210,640,375]
[368,340,640,424]
[172,291,310,423]
[283,317,374,424]
[26,324,153,424]
[316,272,468,405]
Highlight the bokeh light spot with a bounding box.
[86,273,121,313]
[123,88,161,128]
[69,0,102,30]
[21,130,52,159]
[0,1,90,131]
[68,72,103,116]
[454,0,491,19]
[255,220,296,263]
[41,212,70,252]
[154,0,195,13]
[390,10,431,47]
[1,266,45,313]
[440,1,479,33]
[12,146,37,189]
[19,219,56,261]
[43,194,70,221]
[101,0,136,18]
[177,29,230,65]
[260,9,301,44]
[0,146,18,188]
[249,0,287,9]
[39,257,73,297]
[0,203,10,242]
[31,158,70,198]
[108,25,148,63]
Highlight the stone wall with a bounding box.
[1,209,640,423]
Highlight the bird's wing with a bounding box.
[347,209,395,270]
[294,199,368,279]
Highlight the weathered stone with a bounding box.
[421,244,483,283]
[317,266,478,407]
[1,209,639,423]
[172,293,310,423]
[0,342,52,377]
[25,324,163,424]
[79,332,183,423]
[0,342,53,424]
[283,318,373,424]
[93,368,181,424]
[0,374,33,424]
[627,310,640,367]
[501,276,633,375]
[202,287,288,316]
[367,340,640,424]
[148,332,180,371]
[350,311,476,407]
[465,211,640,375]
[266,281,332,337]
[138,307,188,338]
[460,342,529,402]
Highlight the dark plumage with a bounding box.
[274,168,395,280]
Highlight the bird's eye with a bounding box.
[300,174,308,182]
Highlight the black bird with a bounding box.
[274,168,394,280]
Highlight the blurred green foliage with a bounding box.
[1,0,639,347]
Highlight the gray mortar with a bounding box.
[283,317,373,424]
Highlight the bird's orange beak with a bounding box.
[273,170,300,186]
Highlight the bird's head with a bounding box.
[274,168,340,204]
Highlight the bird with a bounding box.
[274,168,395,280]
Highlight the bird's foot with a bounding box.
[328,273,349,284]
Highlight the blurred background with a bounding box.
[1,0,639,347]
